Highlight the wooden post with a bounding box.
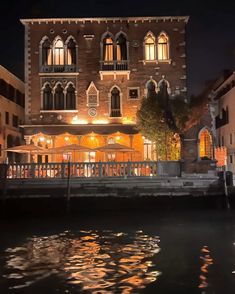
[66,160,71,214]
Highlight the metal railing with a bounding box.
[100,60,129,71]
[5,161,158,179]
[40,64,78,73]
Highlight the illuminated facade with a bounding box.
[20,16,188,162]
[0,65,24,163]
[212,71,235,172]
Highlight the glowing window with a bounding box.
[54,39,64,65]
[158,33,169,60]
[67,38,76,65]
[116,34,127,61]
[103,37,113,61]
[199,129,213,159]
[42,39,52,65]
[144,34,156,61]
[144,138,155,160]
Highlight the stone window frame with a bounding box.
[127,87,140,100]
[86,81,99,107]
[108,85,123,118]
[41,81,77,112]
[143,31,157,64]
[197,127,213,160]
[157,31,171,64]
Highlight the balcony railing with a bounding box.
[110,109,122,117]
[100,60,129,71]
[40,64,78,73]
[5,161,158,179]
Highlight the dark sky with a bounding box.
[1,0,235,96]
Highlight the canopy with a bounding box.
[95,143,135,152]
[47,144,93,153]
[5,144,46,154]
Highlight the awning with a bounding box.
[22,124,139,136]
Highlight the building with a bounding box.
[0,65,25,163]
[20,16,188,163]
[211,70,235,172]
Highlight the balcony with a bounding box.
[110,109,122,118]
[99,60,130,80]
[40,65,78,74]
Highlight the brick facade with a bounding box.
[20,16,188,162]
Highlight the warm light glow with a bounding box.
[71,116,88,125]
[145,34,156,61]
[46,139,51,144]
[65,137,69,142]
[116,136,120,140]
[142,136,145,140]
[39,136,45,142]
[158,33,169,60]
[92,119,109,125]
[122,117,135,124]
[90,136,95,141]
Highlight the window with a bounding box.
[54,84,64,110]
[144,33,156,61]
[12,115,18,128]
[86,82,99,107]
[110,87,121,117]
[67,38,76,65]
[116,33,127,61]
[103,36,113,62]
[53,38,64,65]
[230,133,233,145]
[144,138,155,160]
[199,129,213,159]
[5,111,9,124]
[66,83,76,110]
[43,84,53,110]
[229,155,233,164]
[42,38,52,65]
[128,88,139,99]
[157,33,169,61]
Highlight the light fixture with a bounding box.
[46,139,51,144]
[39,136,45,142]
[65,137,69,142]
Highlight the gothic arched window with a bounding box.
[42,38,52,65]
[110,87,121,117]
[116,33,127,61]
[66,83,76,110]
[199,129,213,159]
[54,84,64,110]
[43,84,53,110]
[158,33,169,61]
[67,38,76,65]
[144,33,156,61]
[103,36,114,62]
[53,38,64,65]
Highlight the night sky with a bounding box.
[1,0,235,96]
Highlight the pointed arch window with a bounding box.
[43,84,53,110]
[67,38,76,65]
[144,33,156,61]
[199,129,213,159]
[116,34,127,61]
[86,82,99,107]
[110,87,121,117]
[103,36,114,62]
[53,39,64,65]
[42,39,52,65]
[158,33,169,61]
[66,84,76,110]
[54,84,64,110]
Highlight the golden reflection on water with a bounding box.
[198,245,213,289]
[3,230,161,292]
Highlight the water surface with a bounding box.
[0,210,235,293]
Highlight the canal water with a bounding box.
[0,210,235,293]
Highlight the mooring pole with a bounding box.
[223,170,230,210]
[66,160,71,214]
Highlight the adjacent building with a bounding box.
[211,70,235,172]
[0,65,25,163]
[20,16,188,162]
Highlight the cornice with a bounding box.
[20,16,189,25]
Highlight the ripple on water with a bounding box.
[1,230,161,292]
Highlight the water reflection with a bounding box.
[198,246,213,290]
[2,230,161,292]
